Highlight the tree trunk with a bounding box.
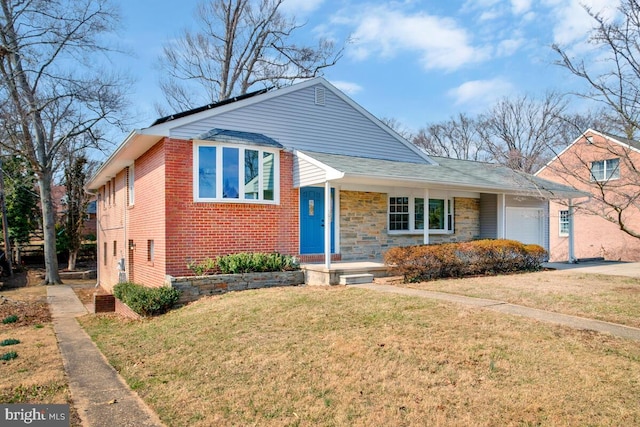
[68,250,77,272]
[38,171,61,284]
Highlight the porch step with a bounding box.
[339,273,374,285]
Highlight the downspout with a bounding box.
[324,181,331,270]
[568,198,576,263]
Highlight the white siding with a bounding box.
[294,156,328,188]
[170,83,426,164]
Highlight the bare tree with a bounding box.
[0,0,128,283]
[380,117,414,140]
[554,0,640,140]
[157,0,342,113]
[476,92,574,174]
[413,113,487,161]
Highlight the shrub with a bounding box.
[0,339,20,346]
[2,315,18,324]
[113,282,181,317]
[186,258,217,276]
[216,252,300,274]
[1,351,17,361]
[384,239,547,283]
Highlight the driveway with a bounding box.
[544,261,640,278]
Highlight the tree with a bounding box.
[549,0,640,241]
[380,117,414,140]
[413,113,487,161]
[3,156,39,251]
[0,0,128,283]
[157,0,342,113]
[476,92,574,174]
[553,0,640,140]
[61,152,95,271]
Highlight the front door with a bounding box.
[300,187,334,254]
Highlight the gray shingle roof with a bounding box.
[194,128,283,148]
[301,151,585,197]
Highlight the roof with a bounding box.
[195,128,283,148]
[151,87,271,126]
[598,130,640,151]
[300,151,586,198]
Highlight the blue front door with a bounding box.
[300,187,334,254]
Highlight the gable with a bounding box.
[164,80,431,164]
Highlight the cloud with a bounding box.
[279,0,325,16]
[546,0,620,46]
[331,80,363,95]
[342,5,489,71]
[511,0,532,15]
[448,78,514,106]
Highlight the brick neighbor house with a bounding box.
[537,129,640,262]
[86,78,580,291]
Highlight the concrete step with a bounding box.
[339,273,374,285]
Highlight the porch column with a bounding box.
[497,193,506,238]
[568,199,576,263]
[423,188,429,244]
[324,181,331,269]
[334,186,340,254]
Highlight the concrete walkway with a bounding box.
[353,283,640,341]
[47,285,165,427]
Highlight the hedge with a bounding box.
[113,282,181,316]
[384,239,547,283]
[187,252,300,276]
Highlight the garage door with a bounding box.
[506,207,544,246]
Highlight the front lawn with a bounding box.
[395,270,640,328]
[81,285,640,426]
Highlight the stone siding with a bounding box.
[167,271,305,304]
[339,191,481,259]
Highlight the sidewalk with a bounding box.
[353,283,640,341]
[47,285,165,427]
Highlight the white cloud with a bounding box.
[342,5,490,71]
[448,78,514,106]
[547,0,620,46]
[511,0,532,15]
[496,37,524,56]
[279,0,325,16]
[331,80,363,95]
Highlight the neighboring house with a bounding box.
[51,185,97,238]
[537,129,640,262]
[86,78,579,291]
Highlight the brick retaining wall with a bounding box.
[166,270,305,304]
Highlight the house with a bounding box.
[536,129,640,262]
[85,78,580,290]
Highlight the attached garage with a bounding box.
[506,207,545,246]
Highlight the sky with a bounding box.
[113,0,619,141]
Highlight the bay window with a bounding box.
[195,143,279,203]
[388,195,454,233]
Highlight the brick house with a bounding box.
[536,129,640,262]
[86,78,579,290]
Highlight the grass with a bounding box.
[0,278,82,426]
[81,285,640,426]
[393,270,640,328]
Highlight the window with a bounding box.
[590,158,619,181]
[103,242,107,266]
[127,166,134,206]
[388,196,454,233]
[147,240,154,262]
[194,143,279,202]
[111,178,116,204]
[113,241,117,256]
[559,210,570,236]
[106,181,111,205]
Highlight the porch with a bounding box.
[301,260,390,285]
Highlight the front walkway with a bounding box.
[353,283,640,341]
[47,285,165,427]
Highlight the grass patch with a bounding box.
[396,270,640,328]
[81,285,640,426]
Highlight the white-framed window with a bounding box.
[127,165,134,206]
[388,195,454,234]
[559,210,570,236]
[194,142,279,203]
[590,158,619,181]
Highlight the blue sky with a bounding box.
[114,0,618,137]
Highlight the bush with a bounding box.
[113,282,181,317]
[384,239,547,283]
[1,351,17,361]
[216,252,299,274]
[2,315,18,324]
[186,258,216,276]
[0,339,20,346]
